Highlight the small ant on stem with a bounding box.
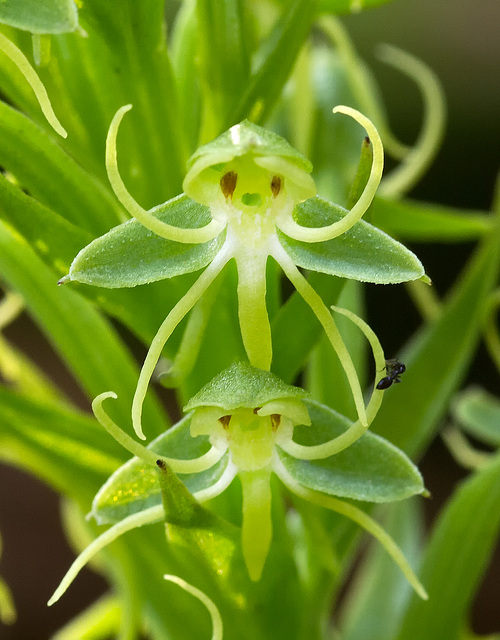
[376,359,406,390]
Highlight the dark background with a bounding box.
[1,0,499,637]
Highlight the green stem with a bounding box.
[0,291,23,329]
[240,470,273,581]
[132,244,232,439]
[442,426,492,471]
[235,249,272,370]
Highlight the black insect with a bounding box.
[376,359,406,390]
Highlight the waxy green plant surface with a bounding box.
[0,2,499,640]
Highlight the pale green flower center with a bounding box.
[190,399,309,472]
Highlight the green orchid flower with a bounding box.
[63,105,426,440]
[48,321,427,608]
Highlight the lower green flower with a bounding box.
[48,357,428,608]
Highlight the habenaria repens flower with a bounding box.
[48,359,427,606]
[62,105,426,439]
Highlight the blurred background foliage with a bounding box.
[0,0,498,638]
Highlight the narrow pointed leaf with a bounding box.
[67,195,225,288]
[0,101,122,235]
[196,0,251,131]
[372,229,500,458]
[0,386,124,504]
[278,197,425,284]
[0,221,167,432]
[370,196,492,243]
[396,454,500,640]
[0,172,93,276]
[278,400,424,502]
[234,0,317,125]
[339,500,423,640]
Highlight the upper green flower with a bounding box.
[62,106,426,440]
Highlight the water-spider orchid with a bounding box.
[63,106,426,439]
[48,359,427,607]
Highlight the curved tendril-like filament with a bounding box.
[0,32,67,138]
[163,575,223,640]
[280,306,385,460]
[235,250,272,371]
[276,106,383,244]
[441,426,491,471]
[271,239,367,426]
[275,458,428,600]
[106,105,225,244]
[377,44,446,199]
[132,244,232,439]
[193,462,237,503]
[48,505,165,606]
[92,392,227,473]
[318,16,408,160]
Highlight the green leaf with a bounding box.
[0,173,93,277]
[278,400,424,502]
[279,197,425,284]
[346,136,373,208]
[0,221,167,433]
[372,228,500,458]
[318,0,396,15]
[0,0,78,34]
[0,101,122,235]
[70,0,186,207]
[92,415,229,525]
[196,0,251,134]
[0,172,196,349]
[339,500,423,640]
[184,361,308,411]
[170,0,202,153]
[156,458,241,582]
[50,595,121,640]
[0,385,124,505]
[452,387,500,447]
[66,195,225,288]
[396,454,500,640]
[370,196,492,243]
[233,0,318,125]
